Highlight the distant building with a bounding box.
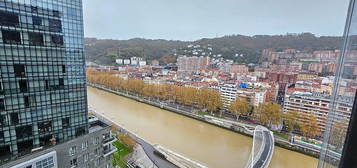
[130,57,143,66]
[177,56,210,72]
[123,59,131,65]
[297,72,319,80]
[116,59,123,64]
[229,64,249,74]
[313,50,339,61]
[151,60,160,66]
[139,60,147,66]
[308,62,336,74]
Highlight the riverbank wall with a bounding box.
[87,83,320,159]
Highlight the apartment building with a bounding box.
[3,118,117,168]
[283,91,353,131]
[177,56,210,72]
[220,83,267,108]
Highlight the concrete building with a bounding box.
[308,62,336,74]
[283,91,353,132]
[177,56,210,72]
[221,64,249,74]
[313,50,339,61]
[139,60,147,66]
[115,59,123,65]
[151,60,159,66]
[3,118,117,168]
[219,83,267,108]
[236,88,266,106]
[220,84,238,108]
[297,72,319,80]
[123,59,131,65]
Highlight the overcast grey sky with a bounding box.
[83,0,350,41]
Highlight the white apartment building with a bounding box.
[220,84,238,108]
[220,84,267,108]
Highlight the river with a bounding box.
[87,87,318,168]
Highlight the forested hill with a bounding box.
[85,33,343,65]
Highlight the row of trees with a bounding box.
[88,69,323,139]
[87,69,222,113]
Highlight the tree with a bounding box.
[229,98,250,120]
[283,110,299,133]
[254,102,282,128]
[330,120,348,152]
[300,114,320,139]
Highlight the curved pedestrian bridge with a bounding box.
[246,126,275,168]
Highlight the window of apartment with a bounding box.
[0,99,5,111]
[38,121,52,134]
[59,78,64,87]
[62,117,70,128]
[24,96,30,108]
[0,11,19,26]
[51,35,64,46]
[0,81,3,93]
[69,146,77,156]
[39,135,52,146]
[49,19,62,32]
[19,80,28,92]
[35,156,54,168]
[45,80,50,90]
[32,16,42,25]
[31,6,38,13]
[28,32,44,46]
[75,127,85,137]
[83,153,89,162]
[0,146,10,158]
[2,30,21,44]
[82,141,88,150]
[10,113,19,125]
[52,10,60,17]
[0,115,5,126]
[70,158,77,167]
[93,137,100,145]
[16,125,32,139]
[94,159,99,166]
[94,148,99,155]
[17,140,33,154]
[62,65,66,73]
[14,64,26,77]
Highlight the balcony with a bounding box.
[102,136,116,146]
[103,146,117,157]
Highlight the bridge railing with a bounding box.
[245,126,275,168]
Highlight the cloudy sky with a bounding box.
[83,0,350,41]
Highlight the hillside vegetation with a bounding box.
[85,33,342,65]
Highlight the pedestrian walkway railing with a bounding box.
[245,126,275,168]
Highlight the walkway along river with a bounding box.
[87,87,318,168]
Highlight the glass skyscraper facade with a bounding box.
[0,0,87,163]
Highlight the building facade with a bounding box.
[283,91,353,131]
[0,0,88,165]
[177,56,210,72]
[3,118,117,168]
[220,83,267,108]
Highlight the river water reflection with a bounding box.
[88,87,318,168]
